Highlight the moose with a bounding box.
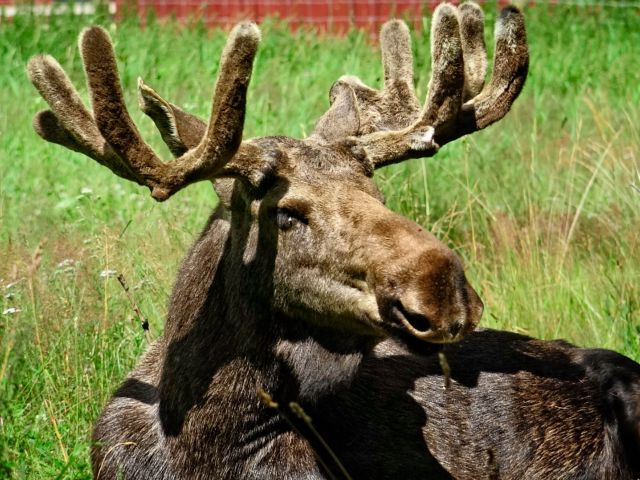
[28,2,640,479]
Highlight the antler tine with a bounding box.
[380,20,419,101]
[197,23,261,166]
[421,4,465,128]
[459,2,488,102]
[80,22,260,201]
[27,55,138,182]
[137,79,207,157]
[459,6,528,131]
[323,2,527,169]
[379,20,422,129]
[381,20,414,87]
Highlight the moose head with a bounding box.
[28,3,526,347]
[28,3,536,478]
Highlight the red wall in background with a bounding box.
[117,0,511,31]
[2,1,514,32]
[120,0,446,31]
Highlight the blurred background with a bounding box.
[2,0,637,30]
[1,0,639,478]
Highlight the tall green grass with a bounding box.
[1,4,639,478]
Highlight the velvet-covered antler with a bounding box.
[313,2,529,168]
[31,2,527,192]
[28,22,261,201]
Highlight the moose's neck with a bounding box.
[269,321,376,403]
[156,207,379,478]
[161,207,376,425]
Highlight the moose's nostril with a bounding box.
[404,311,431,333]
[391,300,432,334]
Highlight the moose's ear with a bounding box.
[312,81,361,143]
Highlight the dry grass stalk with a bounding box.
[258,387,353,480]
[26,239,46,365]
[116,273,152,343]
[44,398,69,464]
[438,351,452,389]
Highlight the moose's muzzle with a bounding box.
[366,214,484,343]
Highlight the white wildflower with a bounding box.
[100,269,118,278]
[56,258,76,269]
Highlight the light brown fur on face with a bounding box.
[222,138,482,342]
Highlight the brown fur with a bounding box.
[27,3,638,480]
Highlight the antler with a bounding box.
[28,22,261,201]
[314,2,528,168]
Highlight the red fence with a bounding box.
[120,0,521,31]
[6,1,627,32]
[1,0,514,31]
[122,0,458,31]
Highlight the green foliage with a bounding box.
[1,4,639,477]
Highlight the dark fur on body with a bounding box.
[92,198,640,479]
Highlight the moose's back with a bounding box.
[312,329,640,480]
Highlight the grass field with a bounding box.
[1,3,639,477]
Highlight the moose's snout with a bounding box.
[372,227,484,343]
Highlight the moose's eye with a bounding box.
[276,208,307,231]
